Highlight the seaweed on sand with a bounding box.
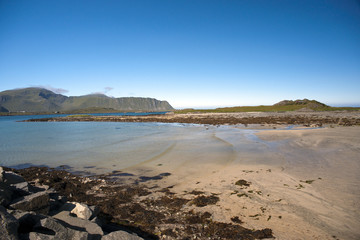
[11,166,274,239]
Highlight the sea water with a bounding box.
[0,114,285,175]
[0,114,195,173]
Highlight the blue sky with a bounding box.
[1,0,359,108]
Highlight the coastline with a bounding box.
[24,111,360,126]
[6,111,360,239]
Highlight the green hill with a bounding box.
[0,88,174,113]
[273,99,328,109]
[176,99,359,113]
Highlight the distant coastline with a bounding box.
[24,111,360,127]
[0,109,170,116]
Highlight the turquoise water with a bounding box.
[0,114,190,173]
[0,114,299,175]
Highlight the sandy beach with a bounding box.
[15,112,360,239]
[120,125,360,240]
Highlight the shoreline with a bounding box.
[5,113,360,239]
[23,111,360,126]
[4,124,360,240]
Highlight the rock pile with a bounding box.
[0,167,143,240]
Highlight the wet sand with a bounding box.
[123,125,360,240]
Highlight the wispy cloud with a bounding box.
[89,87,114,96]
[30,85,69,94]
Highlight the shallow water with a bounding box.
[0,114,311,175]
[0,115,206,173]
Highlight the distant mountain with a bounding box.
[0,88,174,113]
[274,99,328,110]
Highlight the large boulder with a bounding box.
[11,209,46,236]
[0,205,19,240]
[59,202,99,220]
[70,202,93,220]
[53,211,103,236]
[34,217,89,240]
[1,170,26,185]
[101,230,144,240]
[11,181,36,195]
[10,191,50,214]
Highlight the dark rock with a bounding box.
[90,217,104,228]
[34,217,89,240]
[0,205,19,240]
[0,182,13,207]
[1,171,26,185]
[11,210,45,234]
[10,182,37,199]
[89,205,100,220]
[11,182,34,193]
[48,194,67,214]
[101,230,144,240]
[10,191,50,214]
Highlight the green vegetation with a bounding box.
[0,88,174,113]
[64,107,124,114]
[2,89,359,115]
[175,99,360,113]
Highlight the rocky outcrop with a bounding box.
[10,191,51,214]
[0,205,19,240]
[0,167,144,240]
[2,166,274,239]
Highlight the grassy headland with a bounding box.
[175,99,360,114]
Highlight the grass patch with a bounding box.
[175,105,360,114]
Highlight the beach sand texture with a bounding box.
[125,126,360,240]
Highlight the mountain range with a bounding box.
[0,88,174,113]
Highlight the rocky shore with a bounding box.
[24,111,360,126]
[1,166,273,239]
